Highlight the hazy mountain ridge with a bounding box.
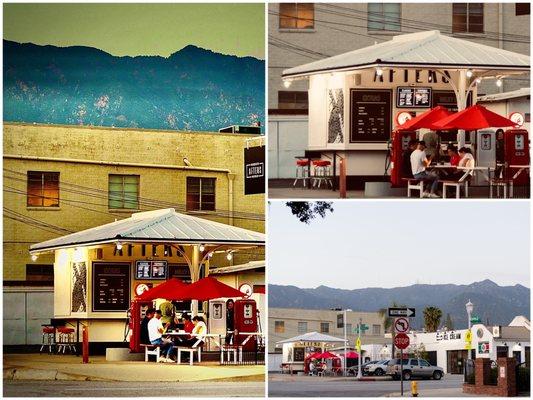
[269,279,530,329]
[4,40,264,131]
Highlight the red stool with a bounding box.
[293,159,310,188]
[40,326,56,354]
[312,160,333,188]
[57,327,77,354]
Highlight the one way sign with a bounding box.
[388,307,416,317]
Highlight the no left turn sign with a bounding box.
[394,317,410,333]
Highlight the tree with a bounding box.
[423,306,443,332]
[285,201,333,224]
[445,313,454,330]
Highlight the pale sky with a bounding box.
[268,201,530,289]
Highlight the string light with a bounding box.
[283,80,292,88]
[496,78,503,87]
[31,254,38,262]
[375,67,383,76]
[199,244,205,252]
[116,242,123,250]
[466,70,473,78]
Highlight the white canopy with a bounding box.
[283,30,530,79]
[276,331,348,345]
[30,208,265,253]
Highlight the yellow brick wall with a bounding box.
[4,123,264,281]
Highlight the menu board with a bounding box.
[432,90,472,111]
[396,87,432,108]
[92,263,130,312]
[350,89,392,142]
[135,260,168,280]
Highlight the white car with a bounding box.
[364,359,391,376]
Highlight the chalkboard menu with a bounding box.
[432,90,472,111]
[396,87,432,108]
[92,263,130,312]
[350,89,392,142]
[135,260,167,280]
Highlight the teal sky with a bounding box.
[3,3,265,59]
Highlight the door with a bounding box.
[447,350,468,374]
[419,358,433,377]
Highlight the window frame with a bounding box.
[275,320,285,333]
[320,322,330,333]
[278,91,309,110]
[186,177,216,212]
[26,264,54,282]
[279,3,315,30]
[27,171,60,208]
[108,174,140,210]
[516,3,530,16]
[452,3,484,34]
[372,324,381,335]
[297,321,308,334]
[367,3,401,32]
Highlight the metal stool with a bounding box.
[312,160,333,189]
[57,327,77,354]
[293,159,310,188]
[490,178,513,198]
[40,326,56,354]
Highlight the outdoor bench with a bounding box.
[141,344,161,362]
[174,344,202,366]
[402,178,424,198]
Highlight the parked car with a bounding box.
[386,358,444,380]
[364,359,391,376]
[347,360,379,376]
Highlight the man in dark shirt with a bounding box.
[401,139,419,178]
[140,307,156,345]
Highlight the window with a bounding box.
[298,321,308,333]
[320,322,329,333]
[27,171,59,207]
[372,324,381,335]
[453,3,484,33]
[186,177,216,211]
[368,3,401,31]
[26,264,54,282]
[420,359,430,367]
[346,323,352,333]
[410,359,419,366]
[516,3,530,16]
[278,91,309,110]
[275,321,285,333]
[108,174,139,209]
[279,3,314,29]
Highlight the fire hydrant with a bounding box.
[411,381,418,397]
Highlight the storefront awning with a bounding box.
[282,30,530,79]
[30,208,265,253]
[276,331,347,345]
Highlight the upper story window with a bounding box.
[298,321,308,333]
[108,174,140,210]
[516,3,530,16]
[27,171,59,207]
[372,324,381,335]
[186,177,216,212]
[453,3,484,33]
[279,3,314,30]
[275,321,285,333]
[320,322,330,333]
[278,91,309,110]
[368,3,401,31]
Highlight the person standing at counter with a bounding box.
[411,141,440,198]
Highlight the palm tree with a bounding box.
[423,306,443,332]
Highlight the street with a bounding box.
[4,380,265,397]
[268,374,465,397]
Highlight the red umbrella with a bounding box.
[397,106,454,131]
[432,104,517,131]
[306,351,322,360]
[135,278,189,301]
[344,351,359,359]
[318,351,339,359]
[179,276,244,301]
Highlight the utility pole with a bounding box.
[343,309,347,377]
[356,317,362,379]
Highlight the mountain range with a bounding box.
[3,40,264,132]
[269,279,530,329]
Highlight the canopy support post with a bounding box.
[457,70,468,148]
[191,245,200,315]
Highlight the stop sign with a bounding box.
[394,333,410,350]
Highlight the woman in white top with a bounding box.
[458,147,475,169]
[182,316,207,347]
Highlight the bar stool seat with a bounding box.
[490,178,513,198]
[293,159,310,188]
[40,326,56,354]
[57,327,77,354]
[312,160,333,189]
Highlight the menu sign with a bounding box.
[397,87,432,108]
[92,263,130,311]
[350,89,392,142]
[432,90,472,111]
[135,260,168,280]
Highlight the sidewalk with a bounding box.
[384,388,480,397]
[4,354,265,382]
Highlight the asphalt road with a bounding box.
[4,380,265,397]
[268,375,464,397]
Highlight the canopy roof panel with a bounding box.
[283,30,530,78]
[30,208,265,252]
[276,331,347,345]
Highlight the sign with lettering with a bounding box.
[135,260,167,280]
[478,342,490,354]
[244,145,265,195]
[350,89,392,142]
[436,330,462,341]
[92,262,130,311]
[396,87,432,108]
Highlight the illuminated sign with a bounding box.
[396,87,432,108]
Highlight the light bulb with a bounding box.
[376,67,383,76]
[283,80,292,88]
[199,244,205,252]
[226,252,233,261]
[475,78,482,84]
[116,242,123,250]
[31,254,38,262]
[208,252,213,259]
[466,70,473,78]
[496,79,503,87]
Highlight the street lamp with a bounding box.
[466,300,474,360]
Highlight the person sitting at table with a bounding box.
[401,139,419,178]
[410,140,440,198]
[181,316,207,348]
[148,310,174,362]
[447,145,461,166]
[140,307,156,345]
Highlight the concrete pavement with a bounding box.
[4,354,265,383]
